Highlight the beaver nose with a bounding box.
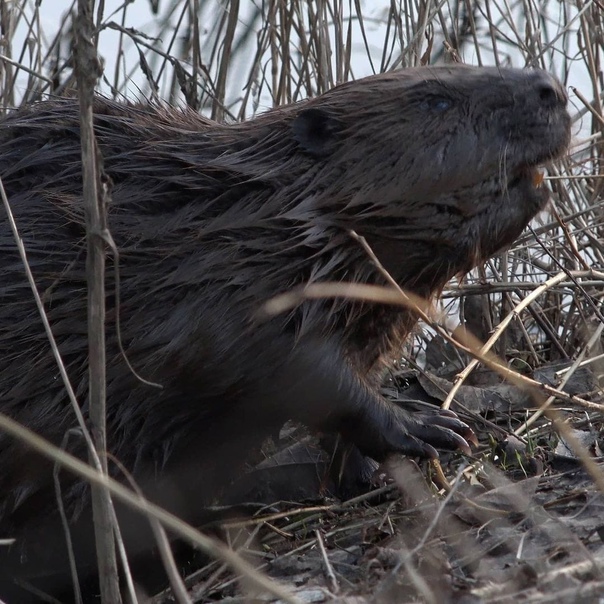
[531,71,568,108]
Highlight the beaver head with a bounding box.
[221,66,570,294]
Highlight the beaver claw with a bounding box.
[391,406,474,458]
[398,400,477,452]
[339,399,474,462]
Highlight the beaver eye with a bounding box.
[419,96,453,112]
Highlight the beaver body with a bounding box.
[0,66,569,599]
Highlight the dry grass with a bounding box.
[1,0,604,603]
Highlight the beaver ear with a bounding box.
[292,107,340,156]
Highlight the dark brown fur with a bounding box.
[0,66,569,600]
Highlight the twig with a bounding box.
[74,0,121,600]
[315,529,339,594]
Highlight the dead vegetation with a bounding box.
[1,0,604,603]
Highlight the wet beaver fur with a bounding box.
[0,65,570,600]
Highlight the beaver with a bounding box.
[0,65,570,600]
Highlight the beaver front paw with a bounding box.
[340,399,474,462]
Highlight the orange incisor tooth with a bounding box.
[533,169,545,187]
